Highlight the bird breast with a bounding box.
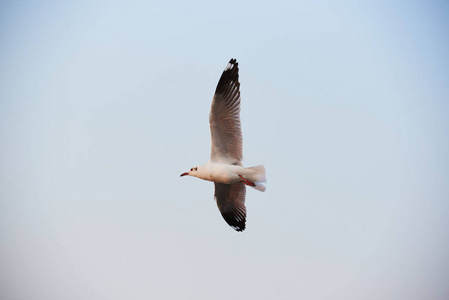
[198,163,243,184]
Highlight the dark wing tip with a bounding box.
[221,211,246,232]
[214,59,240,95]
[226,58,238,71]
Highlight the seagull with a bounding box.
[180,58,266,232]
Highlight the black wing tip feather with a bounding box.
[228,58,238,66]
[214,58,240,95]
[225,58,238,72]
[221,211,246,232]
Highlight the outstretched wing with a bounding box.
[209,59,243,164]
[214,182,246,231]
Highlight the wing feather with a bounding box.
[209,59,243,164]
[214,182,246,231]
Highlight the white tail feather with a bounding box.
[245,165,266,192]
[252,183,266,192]
[246,165,266,182]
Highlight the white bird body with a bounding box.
[180,59,266,231]
[193,163,266,188]
[195,163,244,184]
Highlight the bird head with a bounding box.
[180,166,198,177]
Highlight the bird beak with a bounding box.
[180,172,188,177]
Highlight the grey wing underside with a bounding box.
[209,59,243,165]
[214,182,246,231]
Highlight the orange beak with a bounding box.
[180,172,188,177]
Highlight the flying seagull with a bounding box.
[180,59,266,232]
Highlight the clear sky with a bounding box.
[1,1,448,299]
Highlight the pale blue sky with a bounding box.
[1,1,448,299]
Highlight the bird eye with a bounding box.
[190,168,193,171]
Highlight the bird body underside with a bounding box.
[196,163,258,184]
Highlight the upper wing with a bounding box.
[214,182,247,232]
[209,59,243,164]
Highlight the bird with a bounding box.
[180,58,266,232]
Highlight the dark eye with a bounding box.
[194,167,197,171]
[190,168,193,171]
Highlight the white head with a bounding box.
[180,166,198,177]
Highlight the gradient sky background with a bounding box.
[1,1,448,299]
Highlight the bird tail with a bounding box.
[245,165,266,192]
